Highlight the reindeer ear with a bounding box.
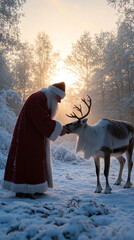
[81,118,88,127]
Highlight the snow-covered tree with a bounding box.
[65,32,94,95]
[91,32,113,112]
[0,0,26,91]
[107,0,134,24]
[12,42,33,101]
[116,21,134,97]
[33,32,57,89]
[91,22,134,122]
[0,50,14,90]
[0,0,26,49]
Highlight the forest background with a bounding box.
[0,0,134,125]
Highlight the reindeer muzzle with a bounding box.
[65,124,72,134]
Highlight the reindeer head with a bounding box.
[65,95,92,134]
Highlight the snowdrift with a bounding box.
[0,89,23,168]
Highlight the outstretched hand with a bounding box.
[60,126,67,136]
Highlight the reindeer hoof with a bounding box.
[94,186,102,193]
[114,179,122,185]
[124,181,132,188]
[103,186,112,194]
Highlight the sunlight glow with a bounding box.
[51,61,77,88]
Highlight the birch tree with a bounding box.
[12,42,33,101]
[0,0,26,49]
[33,32,57,89]
[65,32,94,95]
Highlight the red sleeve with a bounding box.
[29,92,56,137]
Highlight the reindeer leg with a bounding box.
[104,154,112,194]
[114,156,126,185]
[124,142,133,188]
[94,157,102,193]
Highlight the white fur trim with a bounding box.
[48,86,65,99]
[49,121,63,141]
[40,88,62,188]
[2,180,48,194]
[46,139,53,187]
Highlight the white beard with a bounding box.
[49,94,58,118]
[40,88,58,118]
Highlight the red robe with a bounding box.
[2,91,62,193]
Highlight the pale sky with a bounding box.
[20,0,118,58]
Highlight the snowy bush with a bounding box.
[52,142,84,164]
[0,89,23,116]
[0,89,23,169]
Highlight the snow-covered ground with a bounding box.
[0,140,134,240]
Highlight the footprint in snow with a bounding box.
[66,173,73,180]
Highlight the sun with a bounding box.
[51,61,77,88]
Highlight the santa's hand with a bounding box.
[60,126,67,136]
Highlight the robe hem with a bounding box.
[2,180,49,194]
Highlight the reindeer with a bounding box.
[65,96,134,194]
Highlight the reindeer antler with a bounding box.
[66,111,80,119]
[66,95,92,120]
[73,104,83,116]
